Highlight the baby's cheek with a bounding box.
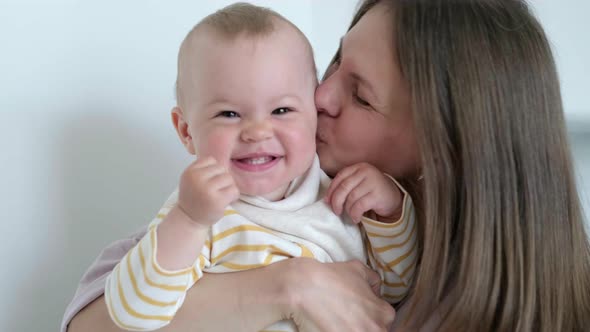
[200,131,233,164]
[291,126,317,161]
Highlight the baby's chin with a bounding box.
[238,183,289,201]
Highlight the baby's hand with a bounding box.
[324,163,402,224]
[177,156,240,227]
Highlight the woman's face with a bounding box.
[315,4,420,178]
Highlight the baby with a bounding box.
[105,3,417,331]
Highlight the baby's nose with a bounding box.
[241,120,273,142]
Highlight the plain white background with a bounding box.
[0,1,588,331]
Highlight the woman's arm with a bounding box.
[67,258,395,332]
[69,261,286,332]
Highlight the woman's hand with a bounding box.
[283,258,396,332]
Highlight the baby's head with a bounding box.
[172,3,318,200]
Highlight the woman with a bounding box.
[64,0,590,331]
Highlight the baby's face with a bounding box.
[181,25,317,199]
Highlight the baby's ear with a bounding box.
[171,106,196,155]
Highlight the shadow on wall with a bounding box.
[10,106,189,332]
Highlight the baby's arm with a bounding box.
[105,157,239,330]
[360,188,417,304]
[104,212,211,331]
[324,163,417,303]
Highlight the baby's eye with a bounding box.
[272,107,291,115]
[217,111,239,118]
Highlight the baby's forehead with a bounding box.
[176,20,316,108]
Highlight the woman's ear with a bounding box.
[171,106,196,155]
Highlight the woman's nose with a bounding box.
[315,75,342,117]
[241,119,273,142]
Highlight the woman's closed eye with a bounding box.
[354,93,371,108]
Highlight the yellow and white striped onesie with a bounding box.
[105,157,417,331]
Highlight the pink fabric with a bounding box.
[60,227,146,332]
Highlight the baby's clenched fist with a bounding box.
[177,156,240,227]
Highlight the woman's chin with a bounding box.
[317,154,340,177]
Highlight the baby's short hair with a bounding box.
[175,2,315,106]
[199,2,282,38]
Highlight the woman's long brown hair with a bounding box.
[335,0,590,330]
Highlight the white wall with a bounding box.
[532,0,590,124]
[0,1,587,331]
[0,1,357,331]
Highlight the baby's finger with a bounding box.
[220,183,240,203]
[329,173,364,216]
[186,163,227,183]
[348,193,374,224]
[343,183,371,222]
[325,164,360,203]
[208,172,237,191]
[193,156,218,168]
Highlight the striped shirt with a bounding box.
[105,159,417,331]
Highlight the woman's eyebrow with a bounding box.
[351,73,377,97]
[339,37,380,104]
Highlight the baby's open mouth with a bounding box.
[231,154,283,171]
[237,156,277,165]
